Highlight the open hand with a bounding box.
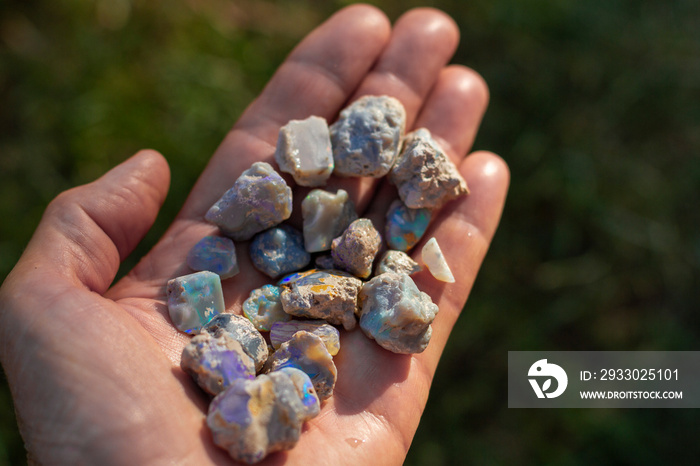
[0,5,509,464]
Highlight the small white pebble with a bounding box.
[421,237,455,283]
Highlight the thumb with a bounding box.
[19,149,170,294]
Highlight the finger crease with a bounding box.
[288,55,355,97]
[369,69,424,109]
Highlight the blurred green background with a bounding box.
[1,0,699,464]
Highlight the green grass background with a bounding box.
[1,0,699,464]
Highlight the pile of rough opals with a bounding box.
[168,96,469,463]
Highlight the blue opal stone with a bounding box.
[186,235,239,279]
[358,272,439,354]
[242,285,291,331]
[181,333,256,396]
[167,271,224,334]
[249,225,310,278]
[385,199,431,251]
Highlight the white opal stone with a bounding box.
[421,237,455,283]
[275,116,333,187]
[301,189,357,252]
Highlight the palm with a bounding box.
[0,6,508,465]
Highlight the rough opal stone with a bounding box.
[186,235,240,279]
[181,332,256,396]
[205,162,293,241]
[268,331,337,401]
[330,95,406,177]
[167,271,224,334]
[274,116,333,187]
[358,272,439,354]
[376,250,422,276]
[280,269,362,330]
[301,189,358,253]
[385,199,431,252]
[242,285,291,332]
[207,367,320,464]
[270,320,340,356]
[421,237,455,283]
[331,218,381,279]
[389,128,469,209]
[249,225,310,278]
[204,313,269,372]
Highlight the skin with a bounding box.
[0,5,509,465]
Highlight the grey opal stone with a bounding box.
[181,332,255,396]
[358,272,439,354]
[376,250,422,276]
[330,95,406,177]
[331,218,381,279]
[204,313,269,372]
[280,269,362,330]
[267,331,337,401]
[207,367,320,464]
[301,189,357,253]
[274,116,333,187]
[205,162,292,241]
[389,128,469,209]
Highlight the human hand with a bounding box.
[0,5,508,465]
